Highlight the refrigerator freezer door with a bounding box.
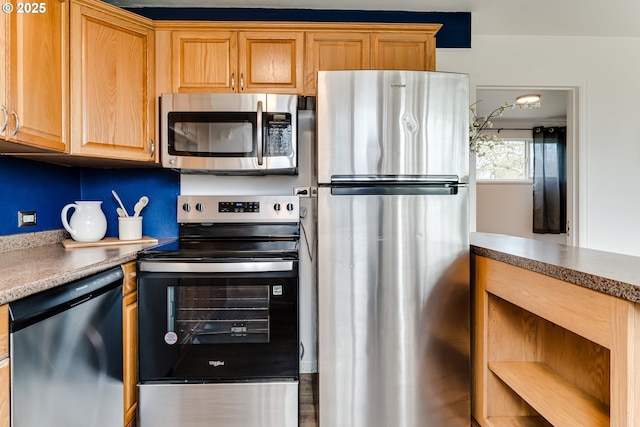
[317,187,470,427]
[316,70,469,184]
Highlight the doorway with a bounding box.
[473,86,579,246]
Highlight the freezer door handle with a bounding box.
[330,175,461,185]
[331,185,461,196]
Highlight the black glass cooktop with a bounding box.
[139,239,299,261]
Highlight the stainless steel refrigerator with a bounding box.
[316,70,470,427]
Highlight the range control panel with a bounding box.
[178,195,299,223]
[218,201,261,213]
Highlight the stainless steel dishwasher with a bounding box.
[9,266,124,427]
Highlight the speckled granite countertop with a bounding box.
[471,232,640,303]
[0,230,169,305]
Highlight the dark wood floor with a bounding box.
[299,374,318,427]
[300,373,480,427]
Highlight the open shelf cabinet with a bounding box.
[489,362,609,427]
[472,255,640,427]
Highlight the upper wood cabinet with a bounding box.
[70,0,156,162]
[238,31,303,94]
[0,0,68,152]
[165,28,303,93]
[304,24,440,95]
[371,32,437,70]
[304,32,370,94]
[157,22,440,96]
[170,30,236,92]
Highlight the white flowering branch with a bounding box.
[469,100,539,156]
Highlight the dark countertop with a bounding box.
[471,232,640,303]
[0,230,170,305]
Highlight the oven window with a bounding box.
[168,112,255,156]
[169,285,270,344]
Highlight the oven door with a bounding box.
[138,260,298,383]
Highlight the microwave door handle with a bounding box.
[257,100,264,166]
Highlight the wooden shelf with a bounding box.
[489,362,609,427]
[487,416,552,427]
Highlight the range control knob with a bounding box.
[196,203,206,212]
[182,203,192,212]
[286,203,295,212]
[273,203,282,212]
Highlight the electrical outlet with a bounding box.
[18,211,37,227]
[293,186,311,197]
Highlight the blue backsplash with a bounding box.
[0,156,180,238]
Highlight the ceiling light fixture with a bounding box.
[515,94,541,105]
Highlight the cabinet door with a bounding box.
[371,32,436,71]
[238,31,303,94]
[304,32,370,95]
[172,30,237,93]
[0,14,7,141]
[0,305,8,427]
[0,359,7,427]
[70,1,156,162]
[5,0,68,151]
[123,291,138,427]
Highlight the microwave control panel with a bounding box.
[266,113,293,156]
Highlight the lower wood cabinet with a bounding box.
[0,305,7,427]
[122,262,138,427]
[473,256,640,427]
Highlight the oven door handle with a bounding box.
[139,261,294,273]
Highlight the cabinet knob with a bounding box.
[240,73,244,92]
[149,139,155,158]
[231,73,235,92]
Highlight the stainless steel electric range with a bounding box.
[137,195,300,427]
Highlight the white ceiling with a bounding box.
[475,89,567,122]
[108,0,640,37]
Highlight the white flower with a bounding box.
[469,100,538,155]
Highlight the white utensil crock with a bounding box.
[61,201,108,242]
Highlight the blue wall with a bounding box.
[0,156,180,238]
[130,9,471,48]
[1,157,80,234]
[81,167,180,238]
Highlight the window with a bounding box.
[476,138,532,180]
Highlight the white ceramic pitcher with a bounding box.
[61,201,107,242]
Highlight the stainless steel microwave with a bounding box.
[161,93,298,175]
